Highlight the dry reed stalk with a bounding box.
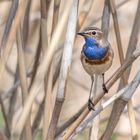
[29,39,42,90]
[52,53,62,86]
[32,101,45,138]
[32,43,46,137]
[10,1,73,138]
[46,0,56,46]
[56,104,86,137]
[1,70,32,100]
[109,0,138,139]
[42,1,61,138]
[46,0,79,139]
[1,0,19,123]
[101,0,110,39]
[42,0,63,139]
[51,0,61,35]
[100,0,140,139]
[43,64,54,140]
[8,67,20,127]
[77,0,94,31]
[110,0,137,138]
[40,0,50,52]
[1,0,129,102]
[0,1,136,139]
[60,46,140,139]
[88,0,130,27]
[0,1,71,101]
[25,66,41,135]
[22,0,31,45]
[71,67,140,138]
[0,0,19,50]
[0,0,28,81]
[36,2,52,139]
[0,97,10,137]
[52,0,132,138]
[0,1,130,138]
[89,0,110,139]
[16,28,32,140]
[0,1,29,138]
[119,0,140,88]
[28,35,43,137]
[43,1,65,136]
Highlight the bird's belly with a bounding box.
[82,60,112,75]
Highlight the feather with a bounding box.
[81,49,112,65]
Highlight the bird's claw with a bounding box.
[88,99,95,111]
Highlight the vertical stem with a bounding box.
[0,96,10,137]
[8,67,18,128]
[77,0,94,31]
[46,0,79,139]
[40,0,50,52]
[43,64,53,140]
[0,0,19,50]
[12,1,73,137]
[0,0,29,81]
[109,0,138,139]
[51,0,61,36]
[100,1,140,140]
[22,0,32,46]
[16,28,32,140]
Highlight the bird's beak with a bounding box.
[77,32,86,37]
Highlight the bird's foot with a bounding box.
[88,99,95,111]
[102,84,108,94]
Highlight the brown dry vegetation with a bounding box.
[0,0,139,140]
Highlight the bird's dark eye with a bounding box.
[92,31,96,35]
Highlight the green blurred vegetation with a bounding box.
[110,133,117,140]
[34,131,42,140]
[0,110,4,128]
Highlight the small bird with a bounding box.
[78,27,114,111]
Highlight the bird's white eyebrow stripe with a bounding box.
[85,30,94,33]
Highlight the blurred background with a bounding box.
[0,0,140,140]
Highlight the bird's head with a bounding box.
[78,27,103,46]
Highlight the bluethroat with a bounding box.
[78,27,114,111]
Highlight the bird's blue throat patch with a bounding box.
[83,36,108,60]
